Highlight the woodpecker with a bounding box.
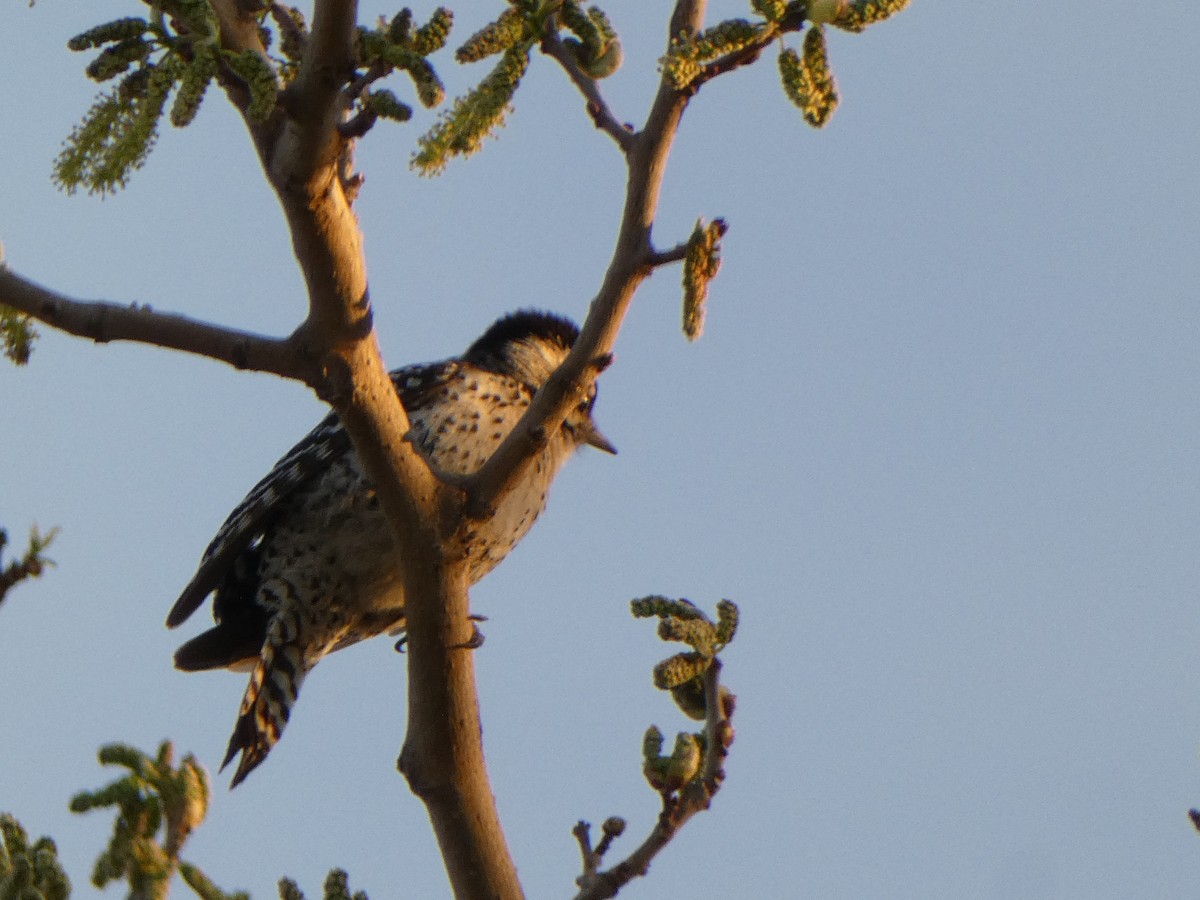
[166,310,615,787]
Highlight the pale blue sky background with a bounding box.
[3,2,1200,897]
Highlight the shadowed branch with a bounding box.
[540,25,635,154]
[0,268,315,383]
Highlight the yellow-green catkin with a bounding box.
[456,8,528,63]
[682,218,727,341]
[778,26,838,128]
[830,0,913,33]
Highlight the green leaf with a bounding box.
[366,89,413,123]
[0,814,71,900]
[751,0,788,22]
[411,7,453,56]
[653,651,710,690]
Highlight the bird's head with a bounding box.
[465,310,616,454]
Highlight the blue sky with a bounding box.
[3,2,1200,897]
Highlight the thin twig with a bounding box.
[572,822,598,881]
[343,59,388,108]
[647,242,690,268]
[693,41,769,88]
[540,27,637,155]
[463,0,710,524]
[0,527,57,608]
[594,817,626,859]
[685,4,811,93]
[573,663,734,900]
[338,105,377,139]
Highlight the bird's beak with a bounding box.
[581,422,618,455]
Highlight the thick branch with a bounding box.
[213,3,437,539]
[461,0,709,522]
[398,566,523,899]
[0,268,314,382]
[283,0,358,174]
[210,0,272,56]
[342,60,388,110]
[257,1,368,341]
[226,3,517,895]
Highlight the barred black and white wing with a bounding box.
[166,413,352,629]
[166,363,457,631]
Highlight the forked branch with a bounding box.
[460,0,710,524]
[573,662,735,900]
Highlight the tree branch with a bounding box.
[269,1,308,60]
[573,662,734,900]
[0,525,57,609]
[209,0,277,125]
[693,42,768,88]
[229,1,442,549]
[280,0,357,178]
[0,268,315,382]
[210,0,273,57]
[461,0,709,524]
[540,28,636,155]
[403,5,716,893]
[647,241,690,268]
[219,4,522,895]
[397,567,524,900]
[686,4,810,92]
